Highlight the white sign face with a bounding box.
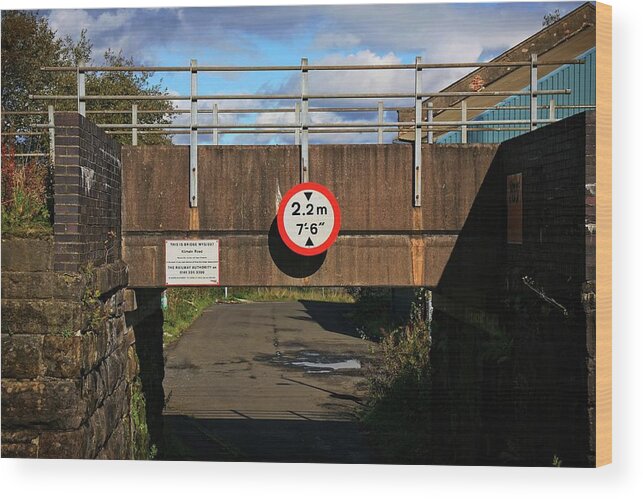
[165,239,219,286]
[277,182,341,256]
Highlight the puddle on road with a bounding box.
[278,351,362,374]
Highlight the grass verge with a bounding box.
[359,289,433,463]
[162,288,223,346]
[1,146,52,239]
[162,287,354,347]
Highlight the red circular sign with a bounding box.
[277,182,341,256]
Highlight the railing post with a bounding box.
[461,100,468,144]
[77,68,86,117]
[48,105,55,163]
[294,102,301,145]
[212,103,219,145]
[530,53,538,131]
[131,103,138,146]
[300,58,309,183]
[377,101,384,144]
[549,98,556,123]
[427,102,433,145]
[414,56,422,207]
[190,59,198,207]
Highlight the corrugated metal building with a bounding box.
[398,2,596,145]
[438,47,595,144]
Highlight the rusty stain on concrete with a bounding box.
[121,144,498,287]
[410,237,426,286]
[189,207,200,231]
[410,208,425,286]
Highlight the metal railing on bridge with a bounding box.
[2,55,592,207]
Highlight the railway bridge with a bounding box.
[2,55,598,464]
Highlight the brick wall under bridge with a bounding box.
[2,112,596,464]
[394,112,596,466]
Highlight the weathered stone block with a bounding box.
[82,368,108,413]
[127,344,139,382]
[1,429,40,457]
[42,335,83,378]
[39,425,90,459]
[1,271,85,300]
[100,379,128,441]
[123,288,137,312]
[80,331,100,372]
[1,334,44,379]
[1,379,88,430]
[1,238,53,272]
[93,259,128,295]
[87,401,108,452]
[96,417,128,460]
[1,299,83,335]
[1,441,39,458]
[104,346,127,397]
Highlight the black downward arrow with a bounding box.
[305,237,314,247]
[304,191,313,200]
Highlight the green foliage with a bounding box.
[59,325,74,338]
[131,377,156,460]
[163,288,224,346]
[361,289,434,463]
[1,11,63,117]
[82,287,104,332]
[543,9,561,27]
[348,288,395,340]
[1,144,52,238]
[1,11,176,149]
[552,454,562,467]
[78,264,107,333]
[226,286,353,304]
[82,49,176,146]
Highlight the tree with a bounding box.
[83,50,176,145]
[1,11,65,140]
[1,11,175,148]
[543,9,561,27]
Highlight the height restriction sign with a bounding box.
[277,182,341,256]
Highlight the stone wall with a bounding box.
[1,113,157,459]
[1,239,143,458]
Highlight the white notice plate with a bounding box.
[165,239,219,286]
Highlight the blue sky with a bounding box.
[39,2,584,143]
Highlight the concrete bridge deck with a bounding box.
[122,143,499,287]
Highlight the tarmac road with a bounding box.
[162,300,376,463]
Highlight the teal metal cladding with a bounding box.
[437,47,596,144]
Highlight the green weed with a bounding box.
[360,289,434,463]
[1,144,52,238]
[130,377,155,460]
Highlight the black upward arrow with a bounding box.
[305,237,314,247]
[304,191,313,200]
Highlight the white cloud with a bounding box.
[313,32,361,50]
[41,2,584,145]
[48,9,138,60]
